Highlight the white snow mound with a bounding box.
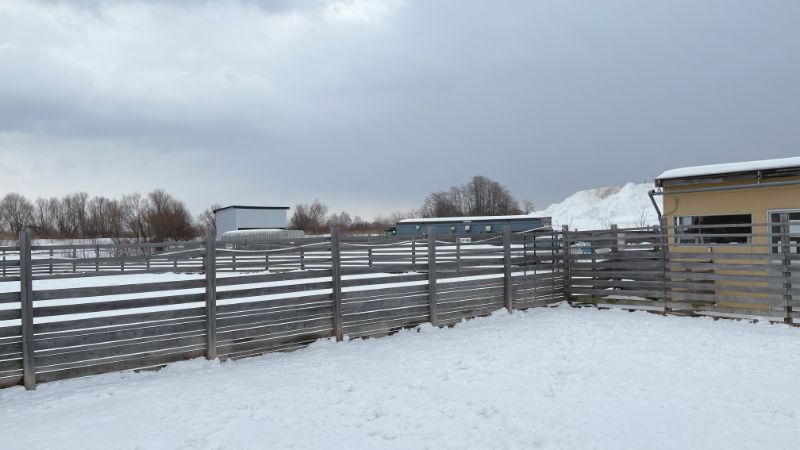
[535,182,658,230]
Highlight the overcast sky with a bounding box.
[1,0,798,218]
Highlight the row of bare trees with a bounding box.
[288,176,533,235]
[0,190,197,242]
[288,200,411,235]
[3,175,533,239]
[419,176,534,218]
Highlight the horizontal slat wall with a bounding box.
[1,229,568,389]
[30,276,208,383]
[215,269,335,359]
[566,223,799,321]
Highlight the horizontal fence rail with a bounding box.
[566,220,799,323]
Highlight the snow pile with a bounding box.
[536,182,658,230]
[1,306,798,450]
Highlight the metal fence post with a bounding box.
[330,228,343,341]
[780,213,792,325]
[204,230,217,359]
[427,226,438,326]
[19,229,36,390]
[503,225,513,313]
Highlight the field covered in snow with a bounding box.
[2,305,799,450]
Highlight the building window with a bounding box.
[464,224,471,232]
[415,224,421,230]
[485,225,492,232]
[770,211,800,254]
[450,225,456,232]
[673,214,752,245]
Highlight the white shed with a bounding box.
[213,205,290,240]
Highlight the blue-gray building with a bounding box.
[386,215,552,237]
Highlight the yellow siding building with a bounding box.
[653,157,800,310]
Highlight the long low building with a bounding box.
[387,215,552,237]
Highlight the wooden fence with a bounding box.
[0,227,566,390]
[566,219,799,323]
[3,219,796,391]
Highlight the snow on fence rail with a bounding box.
[0,227,566,390]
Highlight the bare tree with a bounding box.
[121,193,149,241]
[61,192,89,237]
[418,176,522,217]
[0,193,35,234]
[522,199,536,214]
[33,197,58,236]
[635,207,652,228]
[196,203,222,236]
[145,189,196,242]
[327,211,353,229]
[289,200,329,234]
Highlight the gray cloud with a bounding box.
[0,0,798,217]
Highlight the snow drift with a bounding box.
[535,182,658,230]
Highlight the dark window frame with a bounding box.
[673,214,752,245]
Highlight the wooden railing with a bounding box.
[0,227,565,390]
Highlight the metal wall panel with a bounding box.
[235,208,288,230]
[215,209,238,240]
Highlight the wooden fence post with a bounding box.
[19,229,36,390]
[659,217,671,315]
[562,225,570,302]
[204,230,217,359]
[411,239,416,269]
[330,228,343,341]
[427,226,438,326]
[298,246,303,271]
[503,225,513,313]
[780,213,792,325]
[455,236,461,272]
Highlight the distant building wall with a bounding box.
[235,209,288,230]
[215,209,238,240]
[391,217,551,237]
[214,206,290,240]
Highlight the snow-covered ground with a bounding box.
[535,182,658,230]
[2,305,798,450]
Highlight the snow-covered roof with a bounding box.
[398,214,542,223]
[656,157,800,180]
